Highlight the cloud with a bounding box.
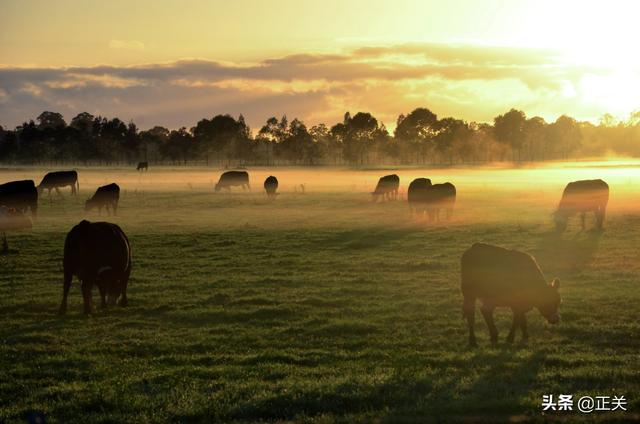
[0,43,621,129]
[108,39,145,51]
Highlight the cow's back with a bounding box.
[559,179,609,211]
[461,243,547,298]
[41,170,77,187]
[220,171,249,184]
[408,178,431,203]
[65,221,130,279]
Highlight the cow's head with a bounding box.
[214,183,221,192]
[537,278,561,324]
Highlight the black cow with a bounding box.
[38,170,79,196]
[372,174,400,201]
[554,179,609,232]
[407,178,432,215]
[0,180,38,218]
[136,162,148,171]
[424,182,456,221]
[85,183,120,215]
[461,243,561,347]
[59,220,131,315]
[264,176,278,199]
[215,171,250,192]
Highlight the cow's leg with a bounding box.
[598,205,606,229]
[1,232,7,253]
[463,296,477,347]
[580,212,586,230]
[98,284,107,308]
[58,270,73,315]
[55,187,62,197]
[114,201,118,216]
[81,279,94,315]
[119,278,129,307]
[480,304,498,345]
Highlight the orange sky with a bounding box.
[1,0,639,130]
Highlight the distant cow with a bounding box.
[0,206,32,253]
[215,171,250,192]
[59,220,131,315]
[424,182,456,221]
[264,176,278,199]
[554,179,609,232]
[461,243,561,347]
[372,174,399,201]
[38,170,79,196]
[136,162,148,171]
[85,183,120,215]
[0,180,38,218]
[407,178,432,215]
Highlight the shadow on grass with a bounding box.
[214,349,546,422]
[533,229,602,273]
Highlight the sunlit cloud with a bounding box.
[0,43,634,129]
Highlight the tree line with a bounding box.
[1,108,639,166]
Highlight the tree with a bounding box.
[494,109,526,161]
[37,111,66,129]
[394,107,439,163]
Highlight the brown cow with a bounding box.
[461,243,561,347]
[554,179,609,232]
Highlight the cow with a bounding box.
[407,178,432,215]
[215,171,250,192]
[461,243,561,347]
[554,179,609,232]
[38,170,79,196]
[371,174,400,201]
[136,162,148,171]
[59,220,131,315]
[0,180,38,218]
[424,182,456,221]
[85,183,120,215]
[0,206,32,253]
[264,176,279,199]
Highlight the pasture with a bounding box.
[1,163,639,422]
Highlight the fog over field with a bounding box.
[1,162,639,421]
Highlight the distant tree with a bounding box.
[37,111,66,129]
[548,115,582,159]
[394,107,439,163]
[494,109,527,161]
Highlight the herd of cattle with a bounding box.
[0,167,612,346]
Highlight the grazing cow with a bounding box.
[424,182,456,221]
[136,162,148,171]
[371,174,400,201]
[215,171,250,192]
[59,220,131,315]
[461,243,561,347]
[554,179,609,232]
[264,176,279,199]
[38,170,79,196]
[85,183,120,215]
[0,180,38,218]
[0,206,32,253]
[407,178,432,215]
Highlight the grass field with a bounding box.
[1,163,640,422]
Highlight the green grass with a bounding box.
[1,166,639,422]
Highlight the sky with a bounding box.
[1,0,640,130]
